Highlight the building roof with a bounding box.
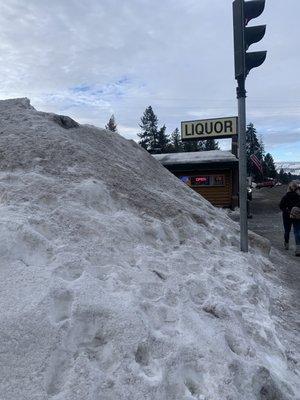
[153,150,238,166]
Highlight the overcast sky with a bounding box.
[0,0,299,161]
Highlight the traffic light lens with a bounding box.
[246,51,267,74]
[244,0,265,25]
[245,25,266,50]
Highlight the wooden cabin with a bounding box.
[153,150,239,209]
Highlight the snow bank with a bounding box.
[0,98,299,399]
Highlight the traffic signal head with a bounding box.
[244,0,265,23]
[233,0,267,79]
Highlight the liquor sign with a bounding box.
[181,117,238,140]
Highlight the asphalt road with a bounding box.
[248,184,299,296]
[248,185,300,256]
[248,186,300,370]
[248,185,289,250]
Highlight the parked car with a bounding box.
[256,180,275,189]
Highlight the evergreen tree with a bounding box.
[170,128,184,153]
[264,153,277,179]
[246,122,264,180]
[198,141,205,151]
[278,168,285,182]
[259,137,265,158]
[105,114,117,132]
[183,140,201,152]
[203,139,220,151]
[156,125,170,153]
[279,168,289,184]
[137,106,159,151]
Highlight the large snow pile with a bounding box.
[0,98,299,400]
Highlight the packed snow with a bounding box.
[153,151,238,165]
[0,98,299,400]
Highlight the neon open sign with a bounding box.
[179,175,225,187]
[191,176,210,186]
[195,177,208,183]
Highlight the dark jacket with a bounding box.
[279,191,300,218]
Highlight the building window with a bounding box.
[191,176,210,186]
[212,175,225,186]
[179,175,225,187]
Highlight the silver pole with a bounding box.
[237,78,248,252]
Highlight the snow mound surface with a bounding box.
[0,98,299,399]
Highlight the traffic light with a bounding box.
[233,0,267,79]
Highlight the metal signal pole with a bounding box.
[237,77,248,252]
[233,0,267,252]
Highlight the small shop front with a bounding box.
[153,150,239,209]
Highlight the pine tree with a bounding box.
[259,137,265,158]
[279,168,285,182]
[137,106,159,151]
[156,125,171,153]
[246,122,264,180]
[183,140,203,152]
[279,168,289,184]
[198,141,205,151]
[203,139,220,151]
[170,128,184,153]
[264,153,277,179]
[105,114,117,132]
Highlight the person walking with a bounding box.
[279,181,300,256]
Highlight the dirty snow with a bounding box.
[0,98,299,400]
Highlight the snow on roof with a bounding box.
[153,150,238,165]
[0,98,298,399]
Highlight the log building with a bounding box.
[153,150,239,209]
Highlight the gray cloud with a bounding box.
[264,130,300,146]
[0,0,299,161]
